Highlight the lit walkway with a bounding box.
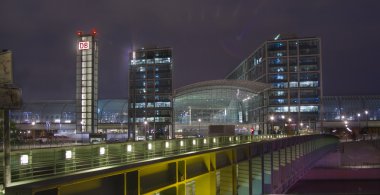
[2,134,338,195]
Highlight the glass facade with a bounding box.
[76,32,98,133]
[128,47,173,140]
[9,96,380,134]
[226,35,322,133]
[322,96,380,121]
[174,80,270,137]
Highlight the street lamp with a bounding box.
[357,113,361,130]
[198,118,201,137]
[270,115,274,134]
[144,121,148,140]
[365,110,370,139]
[281,115,285,133]
[287,118,292,133]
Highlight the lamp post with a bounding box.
[281,115,285,134]
[365,110,370,139]
[343,120,349,141]
[300,122,303,135]
[288,118,292,133]
[144,121,148,140]
[198,118,201,137]
[270,115,274,134]
[357,113,361,137]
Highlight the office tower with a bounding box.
[128,47,173,140]
[76,30,98,134]
[226,34,322,133]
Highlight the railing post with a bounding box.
[3,109,11,187]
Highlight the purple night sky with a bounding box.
[1,0,379,101]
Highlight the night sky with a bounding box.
[1,0,380,101]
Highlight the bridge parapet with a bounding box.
[2,134,339,195]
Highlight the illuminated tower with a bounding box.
[76,30,98,134]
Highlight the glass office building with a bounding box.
[226,35,322,133]
[76,30,98,134]
[128,47,173,140]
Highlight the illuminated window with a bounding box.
[300,106,318,112]
[289,82,298,88]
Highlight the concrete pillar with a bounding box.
[251,156,262,195]
[3,109,11,187]
[263,152,272,194]
[279,147,287,190]
[237,161,250,195]
[272,150,280,192]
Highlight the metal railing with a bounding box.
[4,132,336,188]
[1,134,296,184]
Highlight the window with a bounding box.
[289,106,298,112]
[299,81,318,87]
[289,82,298,88]
[269,106,289,112]
[300,106,318,112]
[272,82,288,88]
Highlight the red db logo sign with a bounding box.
[78,41,90,50]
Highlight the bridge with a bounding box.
[1,134,338,195]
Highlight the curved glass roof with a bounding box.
[175,79,270,97]
[174,80,270,127]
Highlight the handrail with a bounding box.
[1,133,325,185]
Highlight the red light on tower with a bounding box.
[77,31,82,36]
[91,28,97,36]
